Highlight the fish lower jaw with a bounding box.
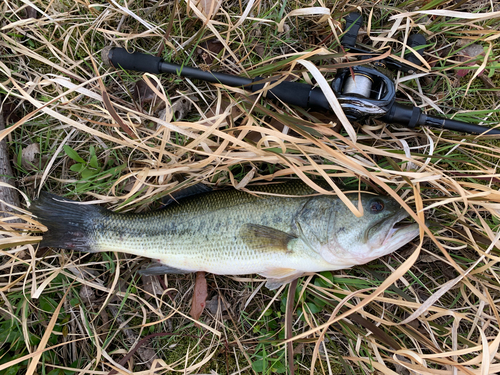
[382,226,399,246]
[383,223,419,245]
[379,224,420,256]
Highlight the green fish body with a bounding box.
[30,182,419,289]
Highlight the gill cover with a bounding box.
[293,194,412,266]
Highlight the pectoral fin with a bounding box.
[259,268,303,290]
[240,224,297,253]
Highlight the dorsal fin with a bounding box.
[162,183,213,206]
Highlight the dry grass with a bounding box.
[1,0,500,374]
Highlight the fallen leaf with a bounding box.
[456,43,484,78]
[254,43,265,58]
[190,271,208,321]
[196,39,224,65]
[455,43,500,96]
[102,89,136,139]
[79,285,96,304]
[204,97,242,127]
[141,273,165,297]
[171,97,192,120]
[23,6,38,19]
[93,53,136,139]
[197,0,222,18]
[418,254,440,263]
[159,96,193,123]
[21,143,40,170]
[206,295,230,315]
[133,79,159,105]
[461,43,484,58]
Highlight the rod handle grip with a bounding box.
[105,47,163,74]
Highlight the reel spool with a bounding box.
[331,66,396,120]
[342,73,373,98]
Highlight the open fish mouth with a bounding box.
[383,217,420,246]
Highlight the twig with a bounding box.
[286,279,298,375]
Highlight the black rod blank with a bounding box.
[381,103,500,135]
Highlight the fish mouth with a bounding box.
[382,215,420,247]
[365,209,421,252]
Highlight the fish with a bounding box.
[29,181,420,289]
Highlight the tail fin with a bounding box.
[30,192,105,252]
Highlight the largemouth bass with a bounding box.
[30,182,420,289]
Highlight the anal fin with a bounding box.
[138,264,191,275]
[259,268,303,290]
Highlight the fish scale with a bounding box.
[93,189,313,274]
[30,181,420,289]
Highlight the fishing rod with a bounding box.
[101,13,500,135]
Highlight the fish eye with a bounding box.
[369,199,384,214]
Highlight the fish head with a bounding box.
[297,194,420,267]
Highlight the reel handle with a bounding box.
[341,12,363,48]
[340,13,427,73]
[405,34,427,69]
